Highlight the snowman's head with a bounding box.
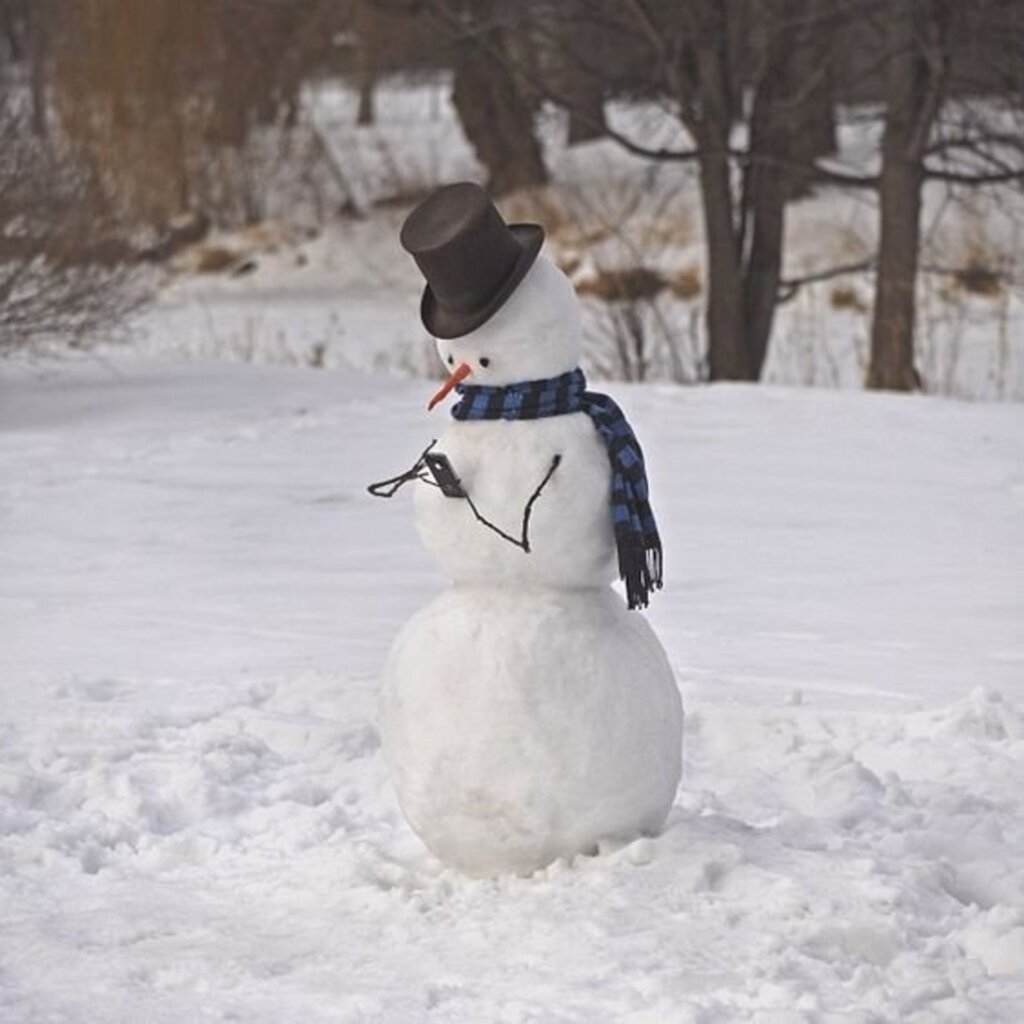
[428,256,582,409]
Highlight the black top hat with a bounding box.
[400,182,544,340]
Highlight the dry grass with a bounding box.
[237,222,304,253]
[669,264,702,300]
[193,246,243,274]
[953,257,1003,297]
[554,250,583,277]
[941,225,1007,298]
[829,285,868,312]
[499,186,575,237]
[553,222,615,248]
[636,209,695,249]
[576,265,665,302]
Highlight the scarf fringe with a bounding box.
[619,538,663,611]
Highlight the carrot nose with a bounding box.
[428,361,472,411]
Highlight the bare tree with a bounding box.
[448,0,1024,391]
[430,0,841,381]
[866,2,942,390]
[41,0,353,233]
[758,1,1024,392]
[0,97,144,353]
[866,0,1024,390]
[532,0,611,145]
[448,0,548,195]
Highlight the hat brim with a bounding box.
[420,223,545,340]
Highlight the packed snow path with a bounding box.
[1,356,1023,1022]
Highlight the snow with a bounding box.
[2,353,1024,1021]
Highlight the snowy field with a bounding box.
[2,354,1023,1021]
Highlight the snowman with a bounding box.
[371,183,682,877]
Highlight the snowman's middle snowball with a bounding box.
[415,412,618,587]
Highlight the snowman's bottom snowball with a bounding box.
[379,586,683,877]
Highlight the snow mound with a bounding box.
[908,686,1024,742]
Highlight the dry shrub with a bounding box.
[552,221,614,249]
[175,221,302,274]
[47,0,348,232]
[499,186,574,237]
[238,221,305,253]
[0,99,145,352]
[554,250,583,276]
[669,264,702,300]
[576,265,665,301]
[953,257,1003,297]
[49,1,212,229]
[830,285,868,312]
[193,247,242,275]
[638,210,695,248]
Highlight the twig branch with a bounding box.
[778,259,874,302]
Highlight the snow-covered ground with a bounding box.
[2,354,1023,1021]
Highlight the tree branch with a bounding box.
[923,167,1024,185]
[777,258,873,302]
[776,255,1017,305]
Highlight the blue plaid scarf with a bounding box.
[452,367,663,610]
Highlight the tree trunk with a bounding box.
[869,158,924,390]
[1,1,21,61]
[742,166,786,379]
[693,18,750,382]
[526,0,607,146]
[566,83,606,145]
[357,64,376,127]
[451,2,547,197]
[868,1,945,391]
[28,0,48,138]
[699,149,749,381]
[741,0,836,379]
[741,46,787,380]
[354,22,377,127]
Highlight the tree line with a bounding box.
[426,0,1024,390]
[2,0,1023,392]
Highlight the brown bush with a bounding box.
[194,247,242,275]
[830,285,868,312]
[499,187,574,238]
[0,99,145,352]
[554,250,583,277]
[576,265,665,301]
[669,265,702,300]
[46,0,349,232]
[954,260,1003,297]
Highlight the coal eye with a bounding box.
[479,357,491,368]
[447,354,454,366]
